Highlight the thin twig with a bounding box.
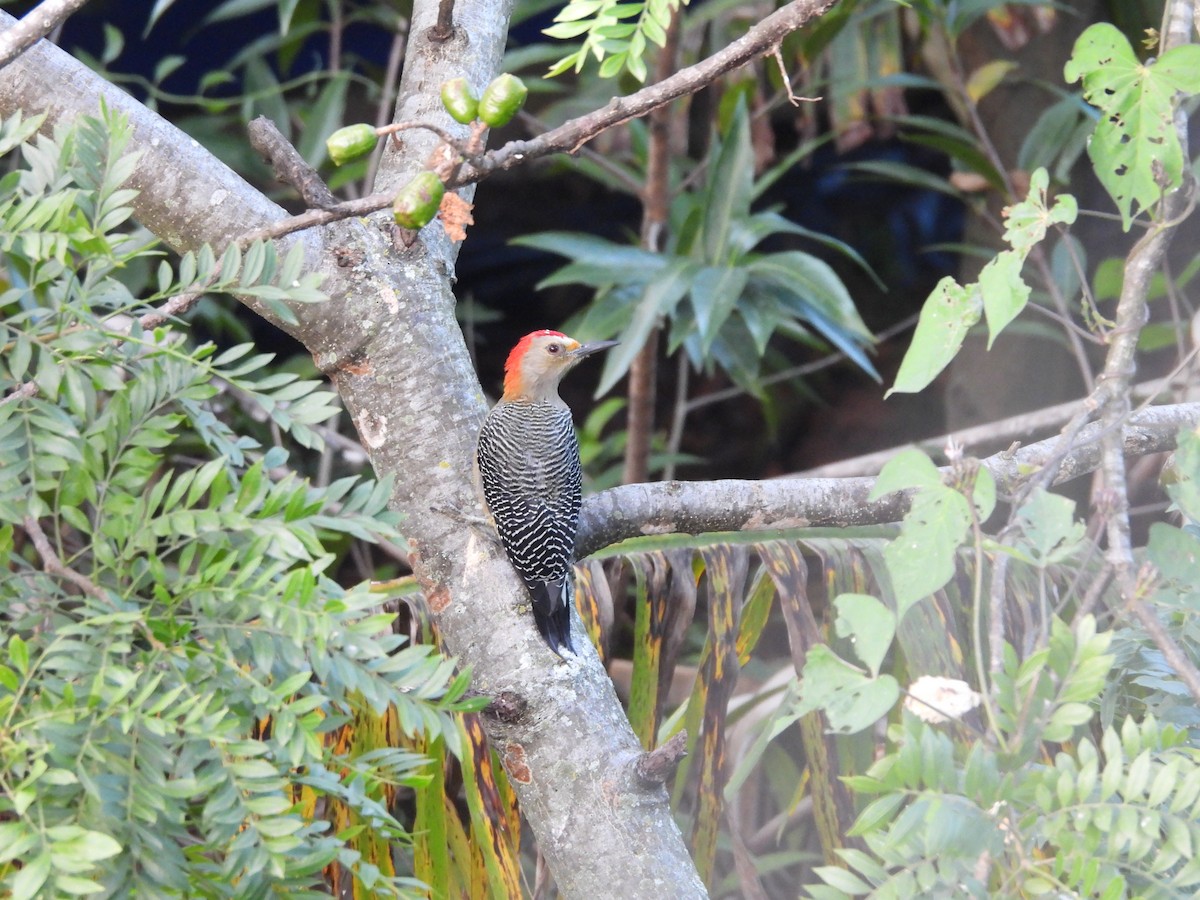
[770,44,819,106]
[328,0,343,73]
[798,377,1187,479]
[136,288,208,331]
[23,515,112,604]
[426,0,456,42]
[0,0,90,70]
[225,0,840,246]
[0,380,37,408]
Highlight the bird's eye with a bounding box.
[547,343,561,354]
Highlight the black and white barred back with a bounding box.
[476,398,581,655]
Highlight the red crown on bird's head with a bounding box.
[502,330,572,398]
[504,330,568,374]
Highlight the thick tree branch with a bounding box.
[0,11,317,337]
[577,402,1200,558]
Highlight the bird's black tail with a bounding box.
[528,579,575,658]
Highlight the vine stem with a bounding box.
[1094,0,1200,702]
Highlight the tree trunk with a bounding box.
[0,5,706,895]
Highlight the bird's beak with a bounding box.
[571,339,619,359]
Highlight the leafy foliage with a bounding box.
[1064,23,1200,230]
[0,110,472,898]
[888,168,1077,395]
[15,2,1200,898]
[543,0,686,80]
[809,636,1200,897]
[516,101,877,400]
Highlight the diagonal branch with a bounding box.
[0,0,90,70]
[179,0,838,245]
[577,402,1200,558]
[469,0,835,176]
[23,515,111,604]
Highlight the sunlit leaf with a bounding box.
[1065,23,1200,229]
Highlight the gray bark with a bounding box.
[5,2,1189,893]
[576,401,1200,557]
[0,5,707,896]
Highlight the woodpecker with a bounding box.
[475,330,618,658]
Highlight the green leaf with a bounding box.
[296,75,351,167]
[871,449,972,617]
[1002,168,1078,253]
[797,645,900,734]
[10,853,51,900]
[8,633,29,675]
[870,446,943,498]
[691,265,749,355]
[1165,427,1200,522]
[1147,523,1200,608]
[515,231,665,279]
[700,100,754,264]
[748,251,874,341]
[965,59,1017,102]
[1064,24,1200,229]
[979,250,1030,346]
[813,862,874,894]
[1012,489,1086,566]
[884,487,970,617]
[842,159,961,199]
[833,593,895,677]
[595,260,693,395]
[886,276,981,397]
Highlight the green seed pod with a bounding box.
[477,74,528,128]
[441,77,479,125]
[326,123,378,166]
[393,171,446,230]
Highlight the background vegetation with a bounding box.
[2,0,1199,896]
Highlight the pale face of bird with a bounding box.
[503,331,618,401]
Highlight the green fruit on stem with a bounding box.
[393,172,446,230]
[477,74,528,128]
[441,77,479,125]
[325,123,378,166]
